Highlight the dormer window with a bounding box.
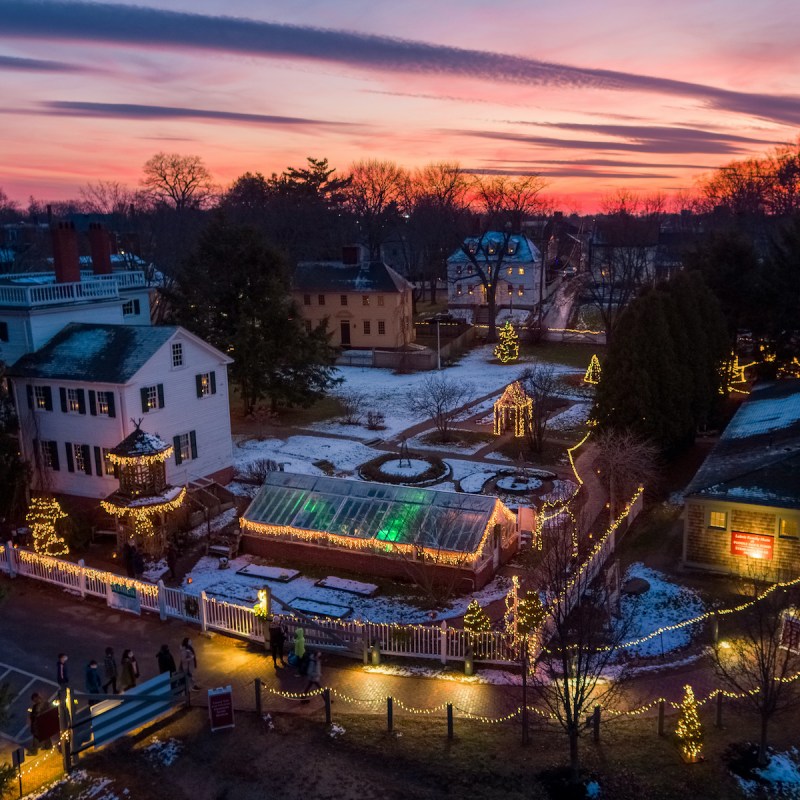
[507,241,518,255]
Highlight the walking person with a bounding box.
[301,652,323,703]
[180,637,199,690]
[55,653,69,688]
[293,627,308,676]
[269,617,287,668]
[102,647,118,694]
[156,644,176,675]
[28,692,48,755]
[120,649,140,691]
[85,660,103,703]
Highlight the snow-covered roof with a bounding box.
[110,428,170,458]
[685,380,800,510]
[242,472,505,555]
[293,261,413,293]
[448,232,541,265]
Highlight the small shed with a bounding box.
[494,381,532,437]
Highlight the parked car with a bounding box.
[561,266,577,279]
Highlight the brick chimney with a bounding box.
[88,223,112,275]
[51,221,80,284]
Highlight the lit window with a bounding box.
[198,373,212,397]
[67,388,81,412]
[171,342,183,368]
[318,294,325,306]
[780,518,798,539]
[508,284,513,295]
[468,286,474,295]
[103,448,115,476]
[518,267,525,275]
[456,265,462,275]
[34,386,50,409]
[177,433,192,462]
[73,443,86,473]
[363,320,371,335]
[97,391,110,415]
[40,441,57,470]
[709,511,727,529]
[146,385,158,410]
[507,267,513,275]
[340,295,348,306]
[362,295,370,306]
[518,287,524,296]
[457,286,462,295]
[377,296,384,307]
[378,321,386,335]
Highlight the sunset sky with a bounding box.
[3,0,800,210]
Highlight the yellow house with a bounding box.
[292,255,415,350]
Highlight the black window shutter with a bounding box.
[140,387,149,413]
[0,321,8,342]
[50,441,60,471]
[134,299,140,315]
[43,386,53,411]
[65,442,74,472]
[107,393,116,418]
[195,374,203,398]
[94,446,102,476]
[210,371,217,394]
[173,435,183,465]
[82,444,92,475]
[77,389,86,415]
[32,437,40,468]
[157,383,165,408]
[189,430,198,460]
[26,384,33,409]
[59,387,67,413]
[88,390,96,416]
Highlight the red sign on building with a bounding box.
[730,531,774,560]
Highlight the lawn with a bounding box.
[520,341,605,370]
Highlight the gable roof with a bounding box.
[293,261,413,293]
[447,232,541,265]
[10,323,178,384]
[684,380,800,509]
[110,427,171,459]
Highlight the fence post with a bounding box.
[362,634,369,665]
[387,697,393,732]
[58,688,73,773]
[105,577,113,609]
[592,705,601,743]
[6,540,16,578]
[254,678,262,717]
[157,580,167,621]
[324,688,331,725]
[658,700,665,736]
[440,620,448,665]
[715,692,723,728]
[78,559,86,599]
[447,703,453,740]
[200,591,209,633]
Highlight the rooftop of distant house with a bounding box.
[684,380,800,510]
[447,231,541,264]
[292,260,413,294]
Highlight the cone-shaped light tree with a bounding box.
[27,496,69,557]
[676,684,703,762]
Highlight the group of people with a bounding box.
[268,618,323,701]
[156,638,199,689]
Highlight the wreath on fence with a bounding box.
[184,596,200,617]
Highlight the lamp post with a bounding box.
[436,318,441,370]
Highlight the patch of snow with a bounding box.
[364,663,523,685]
[143,736,182,767]
[238,563,299,581]
[141,559,168,583]
[406,430,490,455]
[540,479,577,504]
[26,771,121,800]
[329,722,346,738]
[735,748,800,796]
[496,476,542,492]
[317,576,378,596]
[724,393,800,440]
[548,401,591,431]
[459,470,499,493]
[377,458,432,477]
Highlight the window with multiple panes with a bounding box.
[34,386,52,410]
[303,294,311,305]
[67,388,81,412]
[73,443,86,473]
[171,342,184,367]
[779,518,799,539]
[97,391,111,415]
[340,295,348,306]
[40,440,59,470]
[318,294,325,306]
[196,371,217,398]
[122,299,140,316]
[141,384,164,412]
[378,321,386,335]
[304,320,312,333]
[173,431,198,465]
[103,448,115,476]
[362,295,369,306]
[363,320,371,335]
[709,510,727,529]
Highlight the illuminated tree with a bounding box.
[463,599,491,636]
[26,496,69,557]
[676,684,703,762]
[583,354,601,385]
[517,591,546,636]
[494,321,520,363]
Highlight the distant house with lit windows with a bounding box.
[683,380,800,580]
[292,247,415,350]
[446,232,543,320]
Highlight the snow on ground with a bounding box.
[184,553,512,624]
[310,345,579,439]
[377,458,431,477]
[496,476,542,492]
[233,435,377,478]
[27,771,121,800]
[406,429,490,455]
[548,401,591,431]
[364,664,523,685]
[735,749,800,796]
[460,469,502,493]
[540,479,578,504]
[616,563,706,659]
[143,737,182,767]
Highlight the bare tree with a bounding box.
[518,363,559,455]
[530,510,632,785]
[592,429,658,525]
[711,569,800,767]
[473,173,547,231]
[140,152,216,210]
[336,389,367,425]
[78,180,136,215]
[407,374,473,443]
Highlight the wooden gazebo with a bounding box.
[100,424,186,556]
[493,381,532,437]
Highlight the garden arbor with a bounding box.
[494,381,532,437]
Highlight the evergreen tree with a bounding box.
[583,354,601,385]
[27,496,69,557]
[517,591,546,636]
[676,684,703,762]
[494,321,520,363]
[0,365,28,522]
[173,215,341,414]
[463,599,491,636]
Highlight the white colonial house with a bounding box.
[9,323,234,499]
[1,222,234,502]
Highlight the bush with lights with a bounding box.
[676,683,703,762]
[494,321,519,363]
[26,496,69,557]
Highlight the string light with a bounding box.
[493,381,532,437]
[106,447,174,467]
[101,487,187,542]
[583,354,602,385]
[26,496,69,557]
[676,684,703,762]
[493,320,520,363]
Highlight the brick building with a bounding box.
[683,381,800,579]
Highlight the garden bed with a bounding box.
[358,453,450,486]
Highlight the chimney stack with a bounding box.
[51,222,80,284]
[88,223,113,275]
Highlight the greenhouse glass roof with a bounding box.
[242,473,504,554]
